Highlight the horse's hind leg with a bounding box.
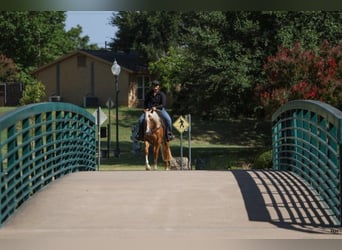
[161,142,172,170]
[145,141,151,170]
[165,161,170,171]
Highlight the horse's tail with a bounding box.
[161,141,172,162]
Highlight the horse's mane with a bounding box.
[145,110,162,127]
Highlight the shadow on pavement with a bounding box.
[231,170,339,234]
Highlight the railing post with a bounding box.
[45,111,54,185]
[33,113,43,192]
[21,118,32,199]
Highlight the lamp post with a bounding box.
[111,59,121,157]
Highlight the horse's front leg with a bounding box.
[153,144,160,170]
[145,141,151,171]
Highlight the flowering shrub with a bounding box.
[291,81,321,99]
[257,41,342,116]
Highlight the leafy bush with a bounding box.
[253,150,273,169]
[20,73,45,105]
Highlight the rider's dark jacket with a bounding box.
[144,90,166,110]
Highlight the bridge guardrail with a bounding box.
[272,100,342,225]
[0,102,96,226]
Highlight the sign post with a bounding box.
[173,115,190,170]
[186,114,192,170]
[106,98,114,158]
[93,107,107,171]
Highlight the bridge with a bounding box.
[0,101,342,249]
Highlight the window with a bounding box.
[137,76,150,100]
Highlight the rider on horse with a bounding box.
[136,80,175,141]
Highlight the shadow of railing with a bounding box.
[232,170,339,234]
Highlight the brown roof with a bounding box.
[32,50,148,75]
[83,50,148,72]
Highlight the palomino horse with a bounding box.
[144,109,172,170]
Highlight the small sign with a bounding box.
[173,115,189,133]
[93,107,107,126]
[106,98,114,108]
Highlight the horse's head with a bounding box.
[144,109,161,135]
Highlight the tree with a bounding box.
[65,24,98,50]
[166,11,262,118]
[0,54,18,82]
[273,11,342,50]
[0,11,98,70]
[111,11,342,119]
[110,11,183,62]
[148,47,185,93]
[0,11,65,69]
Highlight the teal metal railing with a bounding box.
[0,102,96,226]
[272,100,342,225]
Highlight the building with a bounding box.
[32,50,153,108]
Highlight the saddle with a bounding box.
[154,110,173,141]
[132,110,172,142]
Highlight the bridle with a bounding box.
[145,110,162,135]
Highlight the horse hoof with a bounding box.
[153,166,158,171]
[146,165,151,171]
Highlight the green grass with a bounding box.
[0,106,16,116]
[0,106,272,171]
[93,107,272,170]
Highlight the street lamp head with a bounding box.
[111,59,121,76]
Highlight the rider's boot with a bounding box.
[166,127,175,141]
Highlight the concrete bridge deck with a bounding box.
[0,170,341,249]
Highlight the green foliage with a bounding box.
[111,11,182,62]
[148,47,185,93]
[0,11,98,70]
[170,12,262,118]
[0,11,65,68]
[275,11,342,50]
[253,150,273,169]
[0,54,18,82]
[65,24,99,50]
[19,73,46,105]
[111,11,342,119]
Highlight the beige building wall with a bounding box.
[36,66,57,101]
[36,53,133,107]
[92,58,130,107]
[59,56,87,105]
